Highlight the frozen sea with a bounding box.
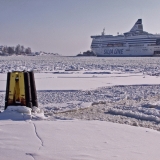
[1,56,160,125]
[1,55,160,159]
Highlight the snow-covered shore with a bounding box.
[1,117,160,160]
[1,56,160,159]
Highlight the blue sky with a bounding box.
[1,0,160,55]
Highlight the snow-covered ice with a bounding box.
[1,104,160,160]
[1,56,160,159]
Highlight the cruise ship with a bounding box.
[91,19,160,57]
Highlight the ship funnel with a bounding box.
[130,19,143,32]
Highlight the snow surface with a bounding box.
[1,56,160,159]
[1,107,160,160]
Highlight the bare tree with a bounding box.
[25,47,31,54]
[3,46,8,53]
[15,44,21,54]
[21,45,25,54]
[8,47,14,54]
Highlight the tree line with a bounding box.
[1,44,32,55]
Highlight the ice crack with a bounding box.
[26,153,35,160]
[32,122,44,150]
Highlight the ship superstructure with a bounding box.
[91,19,160,57]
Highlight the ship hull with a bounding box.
[92,46,155,57]
[96,55,153,57]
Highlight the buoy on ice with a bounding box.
[4,71,38,110]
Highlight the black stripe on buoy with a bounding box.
[24,72,32,108]
[5,72,11,109]
[29,71,38,107]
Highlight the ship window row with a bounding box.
[124,33,150,37]
[91,43,156,47]
[96,40,156,42]
[92,42,155,46]
[128,42,155,45]
[91,44,151,47]
[91,44,124,47]
[93,38,156,43]
[92,40,156,44]
[129,44,144,47]
[93,37,157,41]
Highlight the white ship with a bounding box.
[91,19,160,57]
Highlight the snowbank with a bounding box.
[0,120,160,160]
[0,106,45,121]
